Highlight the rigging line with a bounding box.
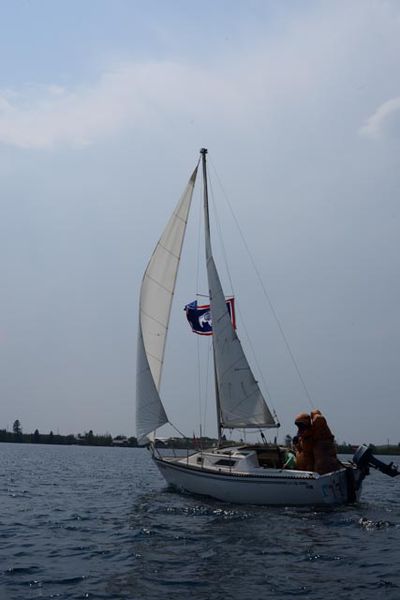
[169,421,188,439]
[195,184,202,299]
[202,340,213,438]
[196,303,202,436]
[207,174,235,296]
[208,165,278,417]
[208,157,314,410]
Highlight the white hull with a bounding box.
[153,447,363,506]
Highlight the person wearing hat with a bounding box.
[294,412,314,471]
[311,409,342,474]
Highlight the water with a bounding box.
[1,444,399,600]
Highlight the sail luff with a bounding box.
[136,165,198,443]
[201,150,277,430]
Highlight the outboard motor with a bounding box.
[353,444,400,477]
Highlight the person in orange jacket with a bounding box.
[311,409,342,474]
[294,412,314,472]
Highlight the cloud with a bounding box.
[0,62,257,149]
[0,70,149,149]
[0,1,399,151]
[360,96,400,140]
[0,48,330,151]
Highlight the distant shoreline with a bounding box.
[1,432,399,456]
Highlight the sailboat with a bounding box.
[136,148,398,506]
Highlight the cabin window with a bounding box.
[215,459,236,467]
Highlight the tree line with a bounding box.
[2,421,399,454]
[0,420,138,447]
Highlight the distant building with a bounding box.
[112,436,128,446]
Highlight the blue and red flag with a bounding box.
[184,298,236,336]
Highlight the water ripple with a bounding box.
[0,444,400,599]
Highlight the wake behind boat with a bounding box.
[136,148,398,506]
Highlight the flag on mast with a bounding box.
[184,298,236,336]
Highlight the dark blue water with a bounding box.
[1,444,399,600]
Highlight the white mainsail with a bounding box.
[136,165,198,443]
[201,150,276,429]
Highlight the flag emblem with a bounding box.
[184,298,236,335]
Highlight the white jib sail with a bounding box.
[203,165,276,429]
[206,255,276,428]
[136,165,198,443]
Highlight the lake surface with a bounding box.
[0,443,399,600]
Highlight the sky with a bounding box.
[1,0,399,444]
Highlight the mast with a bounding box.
[200,147,223,446]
